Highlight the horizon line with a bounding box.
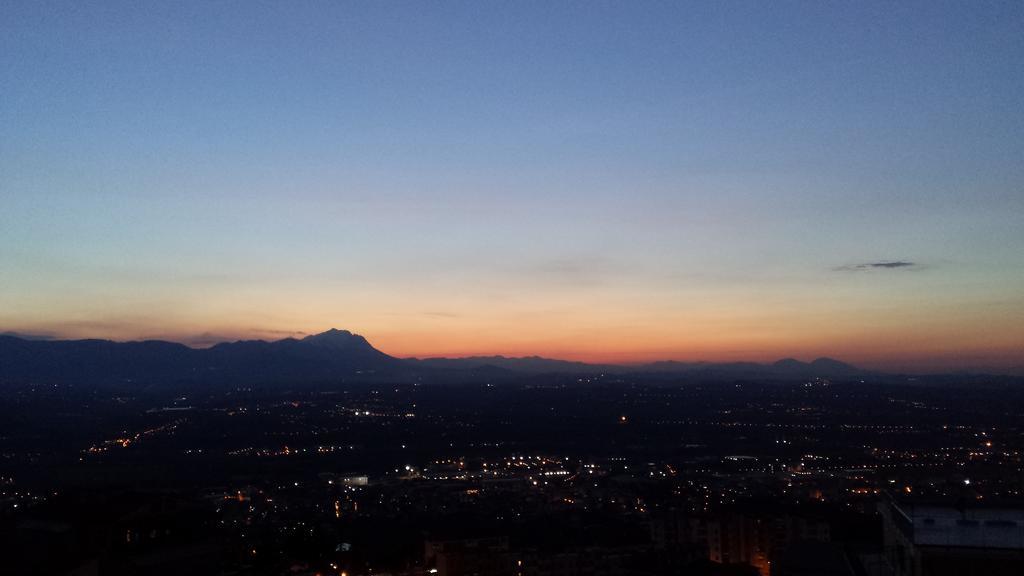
[4,327,1021,377]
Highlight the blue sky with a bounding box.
[2,1,1023,371]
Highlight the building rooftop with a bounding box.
[895,504,1024,550]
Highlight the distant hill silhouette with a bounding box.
[0,329,407,386]
[629,357,866,379]
[410,355,866,378]
[0,328,876,386]
[408,355,622,374]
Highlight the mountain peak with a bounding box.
[312,328,352,338]
[300,328,370,349]
[809,357,861,374]
[768,357,864,377]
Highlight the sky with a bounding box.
[2,1,1023,373]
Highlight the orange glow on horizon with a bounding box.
[9,319,1019,374]
[6,282,1022,374]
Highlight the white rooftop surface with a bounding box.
[902,506,1024,550]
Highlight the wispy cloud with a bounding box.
[0,330,57,341]
[380,311,462,319]
[525,256,625,286]
[834,261,919,272]
[176,329,308,347]
[179,332,239,347]
[263,329,309,336]
[421,311,461,318]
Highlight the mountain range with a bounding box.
[0,328,880,386]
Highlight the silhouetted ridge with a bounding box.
[767,357,864,377]
[773,358,806,370]
[410,355,616,374]
[0,329,884,385]
[0,329,405,385]
[300,329,375,351]
[810,357,857,370]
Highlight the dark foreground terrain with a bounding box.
[2,370,1024,576]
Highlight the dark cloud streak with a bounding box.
[0,331,57,341]
[834,261,919,272]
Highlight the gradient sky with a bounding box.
[2,1,1023,372]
